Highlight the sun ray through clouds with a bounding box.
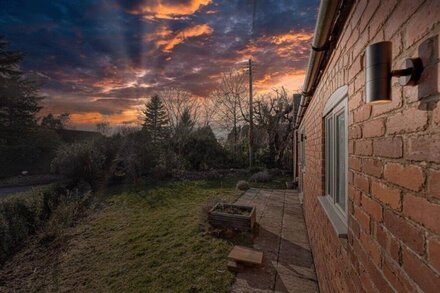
[0,0,319,130]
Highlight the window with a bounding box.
[325,103,347,214]
[319,86,348,238]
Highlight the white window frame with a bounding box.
[325,100,348,219]
[319,86,348,238]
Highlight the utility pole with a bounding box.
[248,58,254,169]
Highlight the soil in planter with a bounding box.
[213,204,251,216]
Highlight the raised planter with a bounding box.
[208,203,256,232]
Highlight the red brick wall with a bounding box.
[301,0,440,292]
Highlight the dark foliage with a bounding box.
[0,37,43,145]
[182,126,229,170]
[142,95,170,144]
[40,112,70,129]
[50,140,106,188]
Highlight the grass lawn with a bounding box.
[0,175,290,292]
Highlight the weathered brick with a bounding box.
[371,180,401,210]
[428,169,440,200]
[373,137,403,158]
[368,0,398,39]
[384,0,423,39]
[355,140,373,156]
[363,158,383,178]
[360,231,381,267]
[349,214,360,239]
[349,91,363,111]
[349,124,362,139]
[375,224,400,263]
[363,119,385,138]
[384,209,425,254]
[358,0,380,33]
[353,105,371,123]
[349,140,355,154]
[384,163,425,192]
[355,205,370,234]
[361,194,383,222]
[427,238,440,273]
[416,63,440,99]
[365,258,394,293]
[434,102,440,125]
[349,185,361,206]
[387,107,428,135]
[355,174,370,193]
[403,193,440,234]
[383,256,415,293]
[349,156,362,171]
[391,32,403,60]
[402,247,440,293]
[405,0,440,48]
[407,133,440,163]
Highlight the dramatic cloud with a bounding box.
[124,0,212,20]
[156,24,214,52]
[0,0,319,130]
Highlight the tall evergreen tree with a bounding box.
[142,94,169,143]
[0,36,43,144]
[172,107,195,156]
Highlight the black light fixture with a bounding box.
[365,41,424,104]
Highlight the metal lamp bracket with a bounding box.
[391,58,423,86]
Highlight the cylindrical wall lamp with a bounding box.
[365,41,424,104]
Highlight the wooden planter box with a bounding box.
[208,203,256,232]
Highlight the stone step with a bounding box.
[228,245,264,266]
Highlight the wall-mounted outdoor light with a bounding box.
[365,41,424,104]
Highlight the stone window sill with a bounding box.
[318,195,348,239]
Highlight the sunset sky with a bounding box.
[0,0,319,129]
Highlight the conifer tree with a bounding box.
[0,36,43,144]
[173,107,195,156]
[142,94,169,143]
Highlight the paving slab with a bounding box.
[231,189,318,293]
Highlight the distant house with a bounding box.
[294,0,440,292]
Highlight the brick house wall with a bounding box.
[300,0,440,292]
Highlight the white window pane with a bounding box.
[325,117,333,196]
[336,112,345,211]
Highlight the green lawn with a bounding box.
[65,180,240,292]
[0,176,291,292]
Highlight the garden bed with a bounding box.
[208,203,256,232]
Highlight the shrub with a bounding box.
[182,126,229,170]
[0,185,59,263]
[236,180,250,191]
[43,188,93,240]
[0,184,94,264]
[111,131,158,183]
[51,141,106,187]
[249,170,272,183]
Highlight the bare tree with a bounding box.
[211,69,248,153]
[96,121,111,136]
[160,87,200,130]
[199,96,217,127]
[253,87,294,167]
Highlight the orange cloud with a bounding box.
[128,0,212,20]
[156,24,214,52]
[255,73,272,86]
[268,31,313,45]
[144,25,172,42]
[256,70,306,94]
[70,109,139,125]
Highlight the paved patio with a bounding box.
[231,188,318,293]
